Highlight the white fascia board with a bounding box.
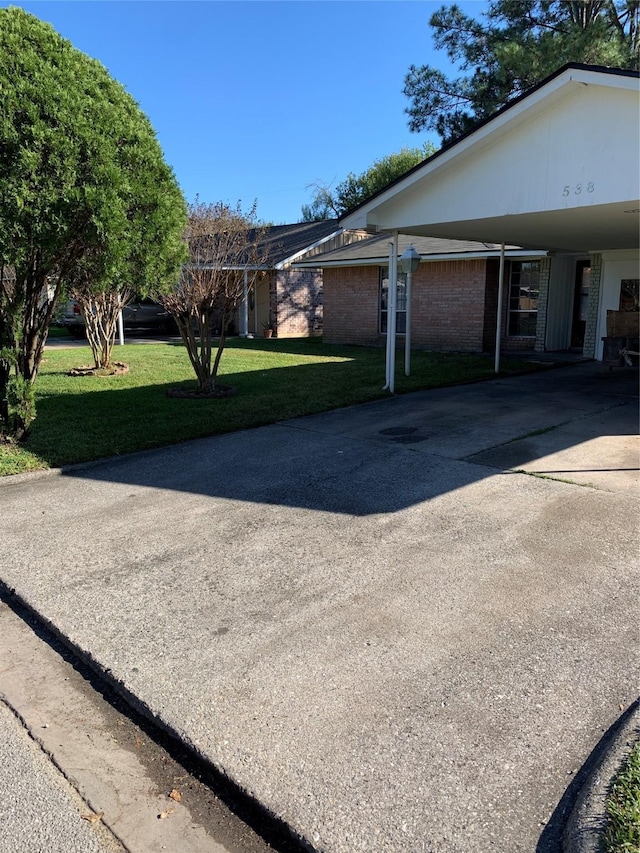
[293,249,547,268]
[340,68,637,231]
[185,264,271,271]
[274,228,344,270]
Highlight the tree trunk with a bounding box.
[79,291,121,369]
[174,312,221,393]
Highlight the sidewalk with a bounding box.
[1,363,638,852]
[0,702,120,853]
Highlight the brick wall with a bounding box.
[533,257,551,352]
[324,259,491,352]
[483,258,499,352]
[276,269,323,337]
[412,259,489,351]
[323,266,381,345]
[583,253,602,358]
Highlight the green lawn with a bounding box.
[605,740,640,853]
[0,337,539,476]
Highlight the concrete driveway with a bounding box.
[1,363,638,852]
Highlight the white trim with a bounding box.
[274,228,344,270]
[293,250,548,269]
[383,232,399,393]
[494,243,505,373]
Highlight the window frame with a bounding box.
[379,266,407,335]
[508,260,540,337]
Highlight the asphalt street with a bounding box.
[0,362,638,852]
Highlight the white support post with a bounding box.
[241,270,249,337]
[384,240,393,389]
[387,232,399,393]
[254,288,259,337]
[494,242,506,373]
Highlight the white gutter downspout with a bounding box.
[383,231,399,392]
[241,270,249,337]
[494,242,505,373]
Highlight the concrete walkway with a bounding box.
[1,363,638,852]
[0,702,120,853]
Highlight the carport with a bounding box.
[340,64,640,383]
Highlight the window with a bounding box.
[379,267,407,334]
[508,261,540,336]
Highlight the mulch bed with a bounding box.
[67,362,129,377]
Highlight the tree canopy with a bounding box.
[301,144,436,221]
[0,6,187,437]
[404,0,640,143]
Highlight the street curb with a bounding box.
[0,583,312,853]
[563,699,640,853]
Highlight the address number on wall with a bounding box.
[562,182,595,197]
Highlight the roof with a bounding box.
[339,64,639,253]
[339,64,640,226]
[293,233,545,268]
[257,219,342,268]
[188,219,342,270]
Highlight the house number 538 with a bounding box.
[563,182,595,196]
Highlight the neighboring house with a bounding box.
[233,220,366,339]
[294,233,548,353]
[336,64,639,362]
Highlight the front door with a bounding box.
[571,261,591,348]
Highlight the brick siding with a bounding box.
[483,258,500,352]
[583,253,602,358]
[533,257,551,353]
[275,269,323,337]
[324,259,496,352]
[323,266,381,345]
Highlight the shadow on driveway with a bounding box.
[57,363,639,512]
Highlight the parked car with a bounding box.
[60,297,175,338]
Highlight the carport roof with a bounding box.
[294,232,545,268]
[339,64,640,254]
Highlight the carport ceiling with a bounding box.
[394,201,640,254]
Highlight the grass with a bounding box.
[513,470,598,489]
[0,337,540,476]
[604,740,640,852]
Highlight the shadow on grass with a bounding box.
[28,343,534,471]
[26,356,390,468]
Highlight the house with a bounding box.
[294,233,548,352]
[333,64,639,362]
[233,220,365,338]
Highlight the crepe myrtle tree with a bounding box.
[0,7,186,437]
[157,200,270,395]
[68,276,134,372]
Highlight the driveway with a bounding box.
[1,363,638,852]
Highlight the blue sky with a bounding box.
[7,1,487,224]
